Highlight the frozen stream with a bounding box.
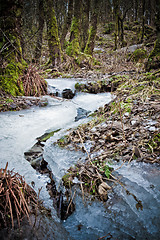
[0,78,159,239]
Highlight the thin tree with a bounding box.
[84,0,99,55]
[147,1,160,70]
[67,0,82,56]
[80,0,90,52]
[45,0,61,67]
[34,0,45,62]
[61,0,74,49]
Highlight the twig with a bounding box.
[117,99,126,145]
[77,130,94,166]
[66,189,76,215]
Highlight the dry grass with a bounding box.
[18,65,47,96]
[0,163,38,229]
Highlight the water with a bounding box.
[45,144,160,240]
[0,78,159,239]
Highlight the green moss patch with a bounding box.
[0,62,26,96]
[131,48,147,62]
[37,129,61,142]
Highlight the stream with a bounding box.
[0,78,159,240]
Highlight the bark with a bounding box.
[113,0,131,49]
[113,0,119,50]
[0,0,26,95]
[60,0,73,49]
[146,2,160,70]
[134,0,138,21]
[34,0,45,62]
[80,0,90,52]
[84,0,99,55]
[140,0,145,43]
[67,0,81,56]
[0,0,23,63]
[45,0,61,67]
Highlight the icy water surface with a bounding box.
[0,78,159,239]
[44,140,160,240]
[0,78,112,205]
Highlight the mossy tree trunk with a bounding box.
[0,0,26,96]
[34,0,45,62]
[60,0,73,49]
[113,0,131,49]
[80,0,90,52]
[134,0,138,21]
[67,0,82,56]
[45,0,61,67]
[113,0,119,50]
[140,0,146,43]
[146,1,160,70]
[84,0,99,55]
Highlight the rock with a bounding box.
[119,44,143,53]
[124,112,130,117]
[134,146,142,158]
[75,107,91,121]
[98,182,111,201]
[30,156,48,171]
[25,100,33,106]
[24,143,43,157]
[39,99,48,107]
[149,126,156,132]
[62,88,75,99]
[9,103,17,109]
[131,120,136,126]
[30,156,43,169]
[98,182,111,195]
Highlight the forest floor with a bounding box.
[53,29,160,200]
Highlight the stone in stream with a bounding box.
[24,143,44,157]
[62,88,75,99]
[75,107,91,121]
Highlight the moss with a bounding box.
[57,135,70,147]
[103,22,115,34]
[148,133,160,152]
[132,48,147,62]
[130,85,145,94]
[46,4,61,65]
[62,173,74,188]
[75,82,81,90]
[84,26,97,55]
[66,17,80,56]
[146,39,160,70]
[6,98,13,103]
[37,129,61,142]
[0,62,26,96]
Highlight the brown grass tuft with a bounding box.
[18,65,47,97]
[0,162,38,229]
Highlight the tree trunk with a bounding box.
[113,0,119,50]
[45,0,61,67]
[80,0,90,52]
[84,0,98,55]
[134,0,138,21]
[146,2,160,70]
[67,0,81,56]
[0,0,26,95]
[140,0,145,43]
[34,0,45,62]
[60,0,73,49]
